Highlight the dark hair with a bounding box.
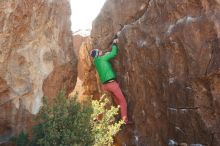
[90,49,99,58]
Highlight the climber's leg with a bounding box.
[102,83,120,105]
[102,81,128,123]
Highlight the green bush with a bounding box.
[10,131,29,146]
[32,91,93,146]
[91,97,124,146]
[12,92,124,146]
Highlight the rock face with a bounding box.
[91,0,220,145]
[0,0,77,141]
[70,36,101,101]
[73,34,88,58]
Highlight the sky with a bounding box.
[70,0,106,32]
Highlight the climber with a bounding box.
[90,37,132,125]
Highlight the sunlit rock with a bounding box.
[0,0,77,141]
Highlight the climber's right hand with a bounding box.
[113,38,119,44]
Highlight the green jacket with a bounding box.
[93,44,118,83]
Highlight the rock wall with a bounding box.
[91,0,220,145]
[70,36,101,101]
[0,0,77,141]
[73,34,88,58]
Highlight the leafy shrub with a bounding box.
[91,96,124,146]
[10,131,29,146]
[32,91,93,146]
[12,92,124,146]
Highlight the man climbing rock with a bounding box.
[90,38,132,125]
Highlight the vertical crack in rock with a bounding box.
[119,0,152,31]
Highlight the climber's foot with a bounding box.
[126,120,134,125]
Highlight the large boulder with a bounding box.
[91,0,220,145]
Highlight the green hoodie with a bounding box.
[93,44,118,83]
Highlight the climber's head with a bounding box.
[90,49,102,58]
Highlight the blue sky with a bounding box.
[70,0,106,32]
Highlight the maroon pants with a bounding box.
[102,81,128,123]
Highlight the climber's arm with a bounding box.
[102,40,119,60]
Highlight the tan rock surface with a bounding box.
[72,34,88,58]
[70,37,101,101]
[0,0,77,142]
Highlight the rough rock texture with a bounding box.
[0,0,77,142]
[73,34,87,58]
[70,36,101,101]
[91,0,220,145]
